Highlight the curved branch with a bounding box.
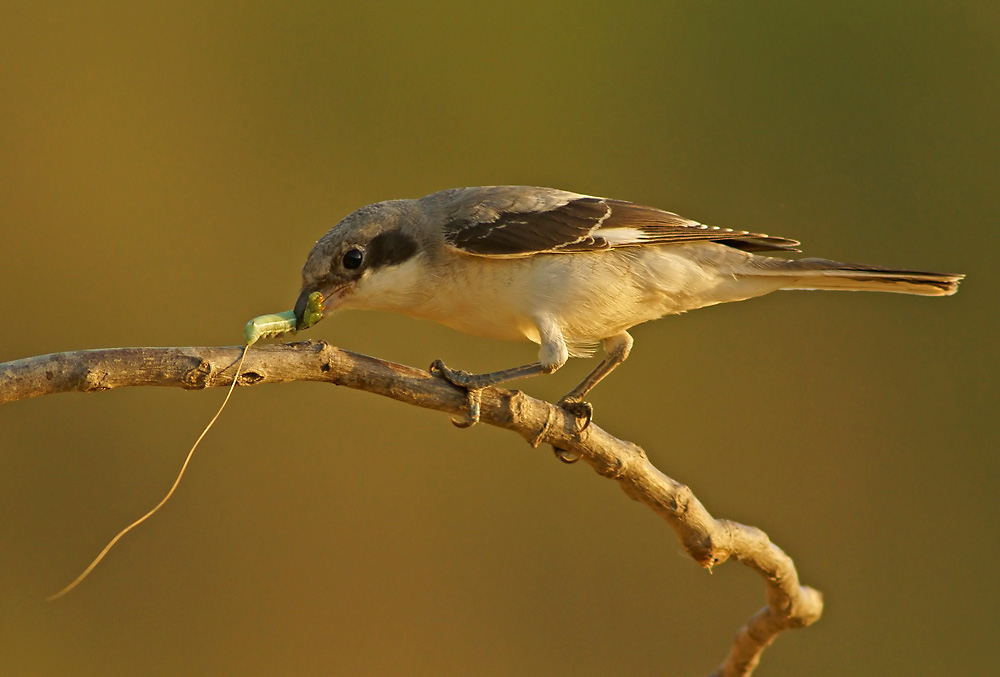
[0,341,823,675]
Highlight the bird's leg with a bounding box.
[430,317,569,428]
[549,333,631,464]
[557,332,634,430]
[430,360,555,428]
[429,360,552,391]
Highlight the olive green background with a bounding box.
[1,2,996,675]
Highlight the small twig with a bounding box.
[0,341,823,675]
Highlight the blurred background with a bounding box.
[1,2,996,675]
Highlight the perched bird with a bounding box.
[293,186,963,428]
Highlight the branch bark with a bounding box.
[0,341,823,675]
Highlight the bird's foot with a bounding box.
[550,397,593,463]
[557,396,594,432]
[430,359,484,428]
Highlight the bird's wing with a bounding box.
[437,188,800,258]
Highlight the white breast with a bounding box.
[343,243,784,352]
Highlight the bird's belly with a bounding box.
[371,244,779,348]
[403,272,544,343]
[400,253,678,345]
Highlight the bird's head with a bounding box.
[294,200,422,330]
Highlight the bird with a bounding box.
[292,185,963,430]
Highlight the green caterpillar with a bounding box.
[243,291,325,345]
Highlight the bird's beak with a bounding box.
[294,288,323,331]
[294,284,348,330]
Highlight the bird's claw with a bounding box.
[552,446,582,463]
[430,359,483,428]
[557,397,594,432]
[551,397,592,463]
[450,388,482,428]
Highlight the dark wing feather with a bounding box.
[441,193,799,258]
[442,196,611,255]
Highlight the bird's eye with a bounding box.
[342,248,364,270]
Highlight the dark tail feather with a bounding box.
[759,257,964,296]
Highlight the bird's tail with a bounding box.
[756,257,964,296]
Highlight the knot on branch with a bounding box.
[238,370,265,385]
[670,485,730,568]
[81,368,110,392]
[593,452,625,478]
[790,587,824,627]
[182,359,211,389]
[673,483,695,517]
[691,543,728,569]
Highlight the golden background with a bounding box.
[1,2,996,675]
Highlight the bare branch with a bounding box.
[0,341,823,675]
